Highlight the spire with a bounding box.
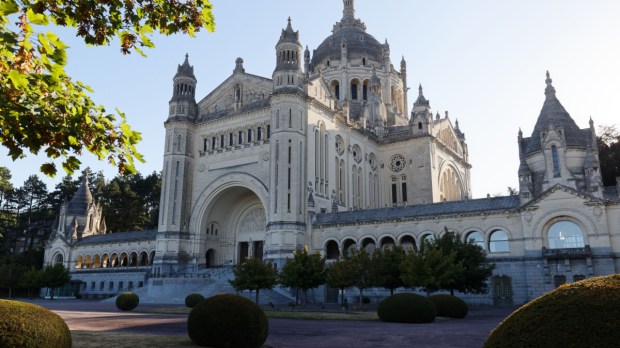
[278,17,300,44]
[343,0,355,20]
[174,53,195,79]
[234,57,245,73]
[414,84,430,107]
[545,70,555,97]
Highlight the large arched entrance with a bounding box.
[198,185,267,267]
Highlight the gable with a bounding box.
[198,73,272,116]
[434,119,464,156]
[523,184,604,211]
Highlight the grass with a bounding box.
[140,307,380,321]
[71,331,195,348]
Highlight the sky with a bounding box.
[3,0,619,199]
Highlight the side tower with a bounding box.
[518,72,603,198]
[267,18,308,266]
[155,55,198,274]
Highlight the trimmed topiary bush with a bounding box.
[0,300,72,348]
[116,292,139,311]
[188,294,268,347]
[185,293,205,308]
[485,274,620,348]
[377,293,436,323]
[428,294,468,318]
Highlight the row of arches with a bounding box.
[74,250,156,269]
[322,219,587,259]
[328,78,405,113]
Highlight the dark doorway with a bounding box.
[206,249,216,268]
[239,242,249,263]
[253,241,264,260]
[492,275,513,306]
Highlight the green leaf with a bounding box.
[26,8,49,25]
[7,70,28,88]
[0,0,19,16]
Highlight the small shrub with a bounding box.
[188,294,268,347]
[428,294,468,318]
[377,293,436,323]
[0,300,72,348]
[116,292,139,311]
[485,274,620,348]
[185,293,205,308]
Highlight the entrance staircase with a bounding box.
[116,266,295,305]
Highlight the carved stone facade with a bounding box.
[44,1,619,304]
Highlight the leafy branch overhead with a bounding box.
[0,0,215,176]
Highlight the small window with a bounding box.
[100,282,104,290]
[489,230,509,253]
[466,231,485,250]
[573,275,585,282]
[238,131,243,145]
[551,145,560,177]
[418,122,423,130]
[257,127,263,141]
[109,282,114,290]
[421,234,435,245]
[119,281,124,290]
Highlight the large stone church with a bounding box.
[45,1,620,304]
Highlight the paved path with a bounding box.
[28,299,514,348]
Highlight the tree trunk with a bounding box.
[390,288,394,296]
[255,289,260,304]
[50,287,55,300]
[303,289,308,310]
[359,288,363,309]
[450,289,454,296]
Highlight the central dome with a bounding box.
[310,1,384,70]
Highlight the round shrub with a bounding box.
[377,293,436,323]
[485,274,620,348]
[428,294,468,319]
[188,294,268,347]
[116,292,139,311]
[0,300,72,348]
[185,293,205,308]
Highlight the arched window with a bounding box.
[551,145,560,177]
[466,231,485,250]
[489,230,509,253]
[351,80,359,100]
[342,239,357,258]
[421,234,435,246]
[53,253,64,265]
[548,221,585,249]
[399,235,416,253]
[75,255,83,269]
[325,240,340,260]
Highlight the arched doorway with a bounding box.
[205,249,216,268]
[199,185,267,266]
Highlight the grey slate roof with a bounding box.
[75,230,157,246]
[311,26,383,68]
[313,195,522,226]
[67,176,92,216]
[524,73,588,154]
[174,54,196,80]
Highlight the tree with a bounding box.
[0,262,25,298]
[0,166,13,238]
[325,258,356,307]
[400,244,463,295]
[437,229,495,295]
[1,0,215,176]
[597,125,620,187]
[347,248,377,308]
[41,263,70,299]
[371,246,406,295]
[20,266,42,298]
[229,257,277,305]
[278,247,326,307]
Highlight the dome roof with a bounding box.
[311,27,383,68]
[310,1,384,69]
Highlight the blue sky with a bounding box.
[3,0,619,198]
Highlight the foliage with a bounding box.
[346,248,376,308]
[597,124,620,187]
[428,294,468,319]
[0,262,25,298]
[41,262,70,299]
[371,246,406,295]
[116,292,139,311]
[400,240,464,294]
[279,247,326,306]
[19,266,42,298]
[229,257,277,304]
[435,229,495,295]
[377,293,436,324]
[185,293,205,308]
[326,257,356,306]
[484,274,620,348]
[187,294,268,348]
[400,229,494,295]
[0,0,215,176]
[0,299,71,347]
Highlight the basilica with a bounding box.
[44,1,620,304]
